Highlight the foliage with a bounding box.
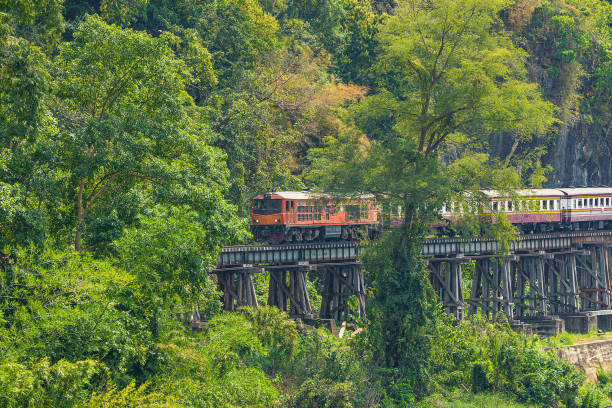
[83,381,167,408]
[291,378,355,408]
[284,327,382,407]
[115,206,230,325]
[53,15,238,251]
[0,358,101,408]
[0,249,156,384]
[154,313,280,408]
[244,306,298,374]
[420,389,540,408]
[430,312,584,407]
[1,0,611,407]
[360,230,437,400]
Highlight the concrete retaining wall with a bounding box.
[552,339,612,380]
[563,311,612,334]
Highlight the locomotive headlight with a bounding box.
[275,218,280,223]
[254,219,259,223]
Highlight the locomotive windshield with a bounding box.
[253,199,283,215]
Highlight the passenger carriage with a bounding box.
[440,187,612,233]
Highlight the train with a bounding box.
[251,188,612,243]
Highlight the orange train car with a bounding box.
[251,191,378,243]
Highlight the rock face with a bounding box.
[490,118,611,187]
[552,339,612,380]
[544,121,611,187]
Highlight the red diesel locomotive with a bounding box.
[251,191,378,242]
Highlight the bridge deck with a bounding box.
[216,230,612,268]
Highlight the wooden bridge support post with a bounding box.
[576,246,610,311]
[320,264,366,321]
[568,254,580,312]
[467,258,513,320]
[288,268,313,317]
[534,255,548,316]
[218,270,259,311]
[429,260,464,320]
[268,270,287,312]
[514,259,524,318]
[502,259,514,320]
[268,268,313,317]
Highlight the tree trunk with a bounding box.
[75,178,85,251]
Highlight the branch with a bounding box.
[504,137,520,166]
[97,56,146,120]
[430,11,449,85]
[425,131,451,156]
[84,172,120,215]
[439,6,478,76]
[88,171,120,202]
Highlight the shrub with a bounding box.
[244,305,298,374]
[430,311,584,406]
[471,363,490,393]
[0,358,101,408]
[291,377,354,408]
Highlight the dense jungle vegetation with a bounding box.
[1,0,611,406]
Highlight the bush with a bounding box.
[0,358,101,408]
[471,363,490,393]
[430,311,584,406]
[284,327,382,407]
[245,305,298,374]
[578,383,608,408]
[152,313,280,408]
[292,377,354,408]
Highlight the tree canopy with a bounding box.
[0,0,611,406]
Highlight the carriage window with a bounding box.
[549,200,553,210]
[286,201,290,211]
[507,201,512,211]
[346,205,360,220]
[492,201,498,212]
[607,198,610,207]
[577,199,582,208]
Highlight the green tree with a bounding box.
[52,15,236,251]
[310,0,555,401]
[115,206,239,332]
[0,1,61,247]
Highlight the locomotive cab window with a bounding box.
[253,199,283,214]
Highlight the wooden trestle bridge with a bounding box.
[213,231,612,333]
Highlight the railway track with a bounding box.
[216,230,612,268]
